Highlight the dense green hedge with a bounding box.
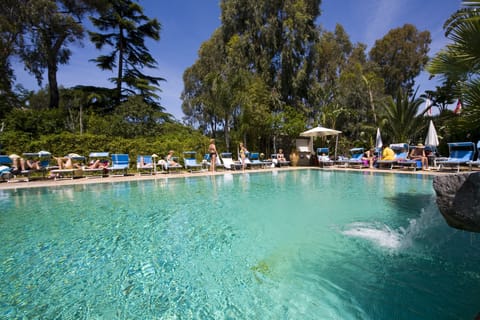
[0,127,211,166]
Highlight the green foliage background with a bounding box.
[0,128,210,166]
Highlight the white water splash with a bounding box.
[342,205,443,251]
[343,222,403,249]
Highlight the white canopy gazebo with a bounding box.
[300,126,342,159]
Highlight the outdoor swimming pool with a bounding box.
[0,170,479,319]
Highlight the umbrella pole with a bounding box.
[334,135,338,160]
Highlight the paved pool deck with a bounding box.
[0,165,461,191]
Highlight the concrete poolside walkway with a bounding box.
[0,165,458,191]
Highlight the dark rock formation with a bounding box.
[433,172,480,233]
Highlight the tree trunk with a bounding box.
[362,75,377,125]
[224,114,230,151]
[116,26,124,103]
[47,58,59,109]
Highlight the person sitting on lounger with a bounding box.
[272,148,289,167]
[318,153,330,161]
[382,145,395,160]
[277,149,287,162]
[362,149,375,168]
[166,150,179,167]
[409,143,429,170]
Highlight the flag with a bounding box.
[454,99,462,114]
[423,97,432,116]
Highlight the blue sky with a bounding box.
[13,0,462,119]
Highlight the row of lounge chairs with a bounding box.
[317,141,480,172]
[137,152,288,173]
[0,150,290,182]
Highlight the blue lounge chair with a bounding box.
[183,151,203,172]
[436,142,475,172]
[247,152,271,169]
[377,143,409,169]
[136,155,154,175]
[317,147,334,167]
[0,155,14,181]
[109,154,130,176]
[346,148,368,168]
[468,141,480,171]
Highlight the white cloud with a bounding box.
[363,0,405,48]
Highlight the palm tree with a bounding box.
[427,0,480,128]
[381,91,426,143]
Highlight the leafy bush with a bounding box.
[0,129,210,162]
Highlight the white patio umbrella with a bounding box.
[375,128,383,149]
[300,126,342,159]
[424,120,439,148]
[375,128,383,160]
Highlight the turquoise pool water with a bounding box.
[0,170,479,319]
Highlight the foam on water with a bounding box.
[342,203,443,251]
[342,222,403,249]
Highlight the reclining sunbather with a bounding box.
[9,154,41,171]
[88,159,109,169]
[166,150,179,167]
[55,156,82,170]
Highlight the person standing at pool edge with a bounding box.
[208,139,217,172]
[239,142,248,170]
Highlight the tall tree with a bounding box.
[18,0,101,109]
[89,0,163,105]
[220,0,321,112]
[0,0,28,117]
[182,29,250,149]
[369,24,431,96]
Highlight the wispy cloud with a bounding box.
[363,0,406,48]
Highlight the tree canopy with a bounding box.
[427,0,480,133]
[89,0,164,107]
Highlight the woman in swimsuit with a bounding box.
[239,142,248,170]
[208,139,217,172]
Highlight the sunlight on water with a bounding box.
[0,170,479,319]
